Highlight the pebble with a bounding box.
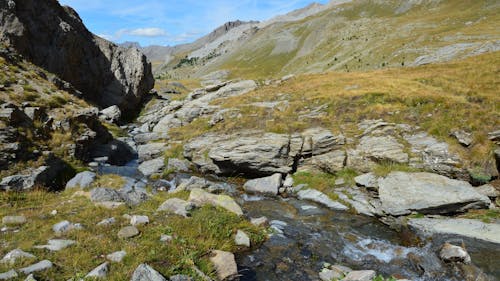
[235,230,251,247]
[118,226,140,239]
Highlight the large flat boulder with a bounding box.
[378,172,490,216]
[243,173,282,195]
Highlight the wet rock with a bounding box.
[189,188,243,216]
[2,216,26,226]
[86,262,109,278]
[34,239,75,251]
[210,250,239,281]
[157,198,194,217]
[138,157,165,177]
[0,270,17,280]
[18,260,53,274]
[235,230,251,247]
[65,171,96,189]
[354,173,379,191]
[138,143,168,162]
[243,173,282,195]
[450,130,473,147]
[106,251,126,263]
[440,243,471,264]
[130,215,149,226]
[99,105,121,124]
[118,226,140,239]
[297,189,348,211]
[378,172,490,216]
[1,249,35,264]
[343,270,376,281]
[250,216,269,227]
[52,220,82,234]
[90,188,123,203]
[131,263,168,281]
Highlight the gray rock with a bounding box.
[342,270,376,281]
[297,189,348,211]
[175,176,233,194]
[118,226,140,239]
[169,275,192,281]
[283,174,294,188]
[308,150,347,173]
[99,106,121,124]
[250,217,268,227]
[440,243,471,264]
[138,157,165,177]
[119,187,149,206]
[488,130,500,143]
[18,260,53,275]
[475,184,499,198]
[319,268,342,281]
[189,188,243,216]
[301,128,345,156]
[52,220,82,234]
[24,274,36,281]
[408,218,500,245]
[160,234,173,243]
[157,198,193,217]
[130,215,149,226]
[65,171,96,189]
[134,132,169,144]
[2,216,26,225]
[450,130,473,147]
[235,230,251,247]
[1,249,35,264]
[131,263,167,281]
[90,188,123,203]
[34,239,75,251]
[137,143,168,162]
[106,251,126,263]
[209,250,238,281]
[378,172,491,216]
[97,217,116,226]
[0,270,17,280]
[243,173,282,195]
[86,262,109,278]
[350,135,408,169]
[166,158,190,173]
[354,173,379,191]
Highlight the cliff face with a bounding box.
[0,0,154,115]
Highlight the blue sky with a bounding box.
[58,0,328,47]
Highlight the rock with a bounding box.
[189,188,243,216]
[283,174,294,188]
[160,234,173,243]
[166,158,191,173]
[18,260,53,275]
[106,251,126,263]
[475,184,499,198]
[137,143,168,162]
[130,215,149,226]
[235,230,251,247]
[2,216,26,226]
[243,173,282,195]
[488,130,500,143]
[348,135,408,170]
[138,157,165,177]
[319,268,342,281]
[65,171,96,189]
[408,218,500,246]
[440,243,471,264]
[90,188,123,203]
[34,239,75,251]
[307,150,347,173]
[1,249,35,264]
[250,217,268,227]
[95,201,125,209]
[99,106,121,124]
[0,270,17,280]
[97,217,116,226]
[131,264,168,281]
[85,262,109,278]
[0,0,154,112]
[342,270,376,281]
[354,173,379,191]
[134,132,169,144]
[209,250,238,281]
[52,220,82,234]
[378,172,491,216]
[119,187,149,206]
[301,128,345,156]
[174,176,233,193]
[169,275,192,281]
[450,130,473,147]
[118,226,139,239]
[157,198,194,217]
[24,274,36,281]
[297,189,349,211]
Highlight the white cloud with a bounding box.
[126,28,168,37]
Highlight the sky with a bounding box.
[58,0,328,47]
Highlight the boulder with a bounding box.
[157,198,194,217]
[235,230,251,247]
[118,226,140,239]
[138,157,165,177]
[354,173,379,191]
[475,184,499,199]
[65,171,96,189]
[166,158,191,173]
[243,173,282,195]
[342,270,376,281]
[18,260,53,275]
[440,243,471,264]
[306,150,346,174]
[348,135,408,171]
[297,189,349,211]
[90,188,123,203]
[450,130,473,147]
[189,188,243,216]
[209,250,239,281]
[52,220,82,234]
[137,143,168,162]
[86,262,109,278]
[301,128,345,156]
[99,106,121,124]
[378,172,491,216]
[131,264,168,281]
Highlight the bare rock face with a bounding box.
[0,0,154,115]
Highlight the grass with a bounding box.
[0,189,265,280]
[371,162,420,177]
[293,171,340,201]
[92,174,127,189]
[459,209,500,223]
[103,123,128,138]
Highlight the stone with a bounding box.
[283,174,294,188]
[99,105,121,123]
[130,215,149,226]
[440,243,471,264]
[488,130,500,143]
[342,270,376,281]
[378,172,491,216]
[450,130,473,147]
[157,198,194,217]
[118,226,139,239]
[18,260,53,275]
[106,251,126,263]
[308,150,347,173]
[138,157,165,177]
[243,173,282,195]
[297,189,349,211]
[2,216,26,226]
[86,262,109,278]
[235,230,251,247]
[34,239,75,251]
[319,268,342,281]
[166,158,191,173]
[119,188,149,206]
[0,270,17,280]
[169,275,193,281]
[52,220,82,234]
[250,217,269,227]
[160,234,173,243]
[354,173,379,190]
[408,218,500,246]
[475,184,499,198]
[97,217,116,226]
[137,143,168,162]
[24,274,36,281]
[1,249,35,264]
[131,264,168,281]
[90,188,123,203]
[65,171,96,189]
[301,128,345,156]
[209,250,238,281]
[354,135,408,165]
[189,188,243,216]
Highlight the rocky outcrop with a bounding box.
[0,0,154,114]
